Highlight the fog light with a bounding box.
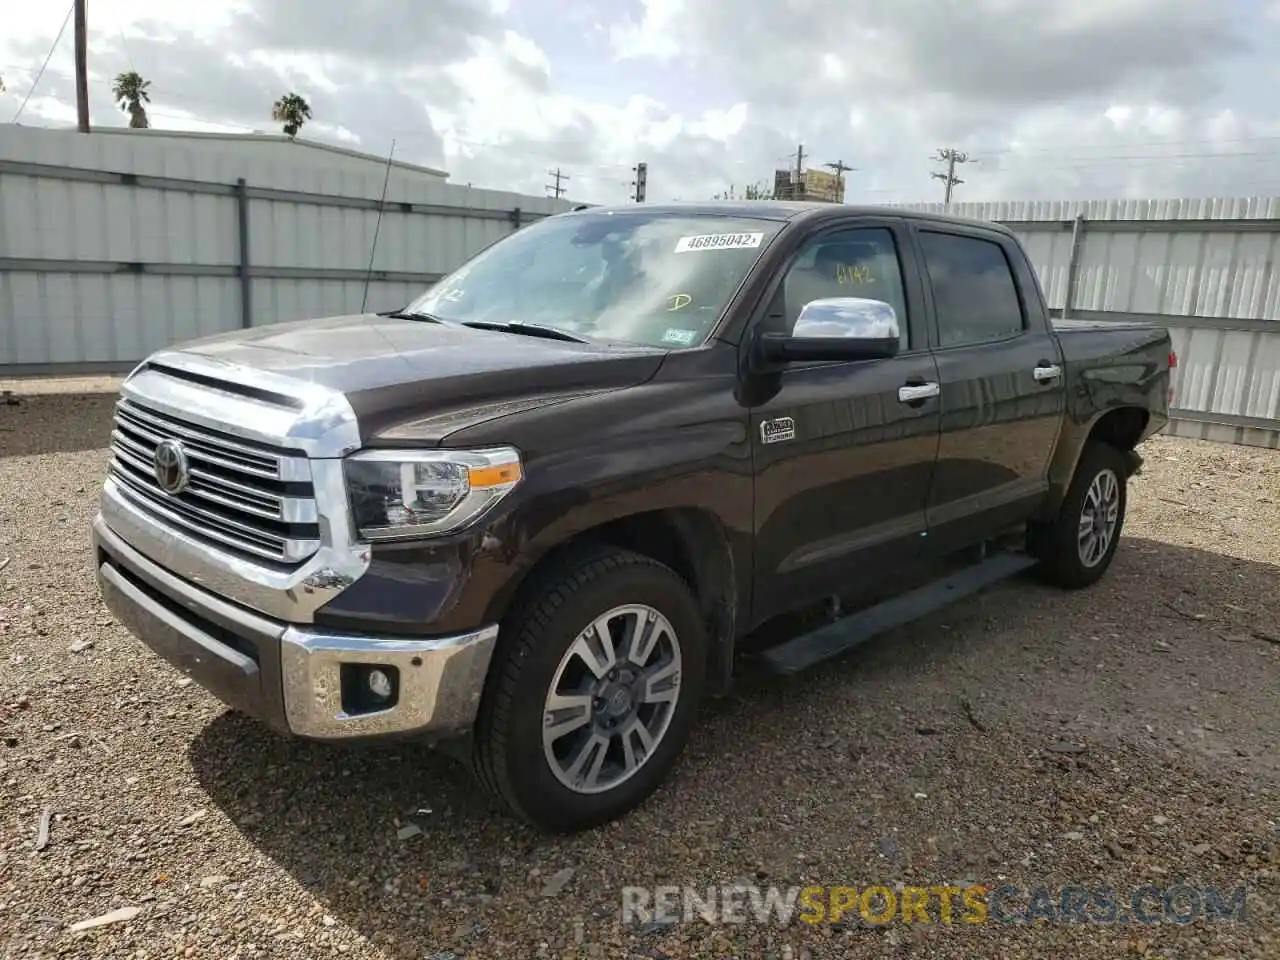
[367,668,393,700]
[340,664,400,715]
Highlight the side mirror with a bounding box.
[754,297,901,365]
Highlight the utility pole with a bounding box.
[791,143,805,198]
[631,161,647,202]
[930,148,971,204]
[546,168,569,199]
[823,159,854,202]
[74,0,90,132]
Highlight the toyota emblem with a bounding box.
[153,439,190,495]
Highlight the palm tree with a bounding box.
[271,93,312,138]
[112,71,151,128]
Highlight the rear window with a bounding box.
[918,231,1025,346]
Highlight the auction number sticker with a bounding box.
[674,232,764,253]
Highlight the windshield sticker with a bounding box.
[674,232,764,253]
[662,327,697,346]
[666,293,692,311]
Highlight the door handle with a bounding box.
[898,382,940,403]
[1033,363,1062,382]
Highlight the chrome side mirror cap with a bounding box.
[793,297,900,343]
[753,297,901,366]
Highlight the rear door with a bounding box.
[909,224,1066,555]
[747,219,942,622]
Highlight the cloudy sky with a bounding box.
[2,0,1280,206]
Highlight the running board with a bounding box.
[758,551,1039,676]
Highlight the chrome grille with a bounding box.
[108,398,321,564]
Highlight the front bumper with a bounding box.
[93,514,498,741]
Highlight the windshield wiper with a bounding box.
[459,320,589,343]
[381,309,448,324]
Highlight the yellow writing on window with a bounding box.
[835,264,874,285]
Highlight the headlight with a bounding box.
[343,446,523,541]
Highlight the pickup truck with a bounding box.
[92,202,1173,833]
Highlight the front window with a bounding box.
[403,211,785,349]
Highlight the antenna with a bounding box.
[360,138,396,314]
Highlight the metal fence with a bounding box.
[0,129,573,375]
[3,135,1279,448]
[898,199,1280,448]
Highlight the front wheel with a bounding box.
[1028,439,1129,589]
[471,547,707,833]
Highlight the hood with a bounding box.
[169,313,668,442]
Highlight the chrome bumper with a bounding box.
[93,514,498,741]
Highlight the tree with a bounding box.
[712,180,774,200]
[112,71,151,128]
[271,93,312,138]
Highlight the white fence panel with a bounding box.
[896,198,1280,447]
[0,125,572,371]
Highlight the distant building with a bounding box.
[773,167,844,203]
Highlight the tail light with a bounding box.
[1167,350,1177,407]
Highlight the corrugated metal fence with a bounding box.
[3,130,1278,448]
[0,127,573,374]
[898,199,1280,448]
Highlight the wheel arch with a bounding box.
[486,507,741,696]
[1037,405,1149,519]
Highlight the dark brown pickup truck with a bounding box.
[92,202,1174,832]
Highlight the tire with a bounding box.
[471,546,708,833]
[1028,439,1129,589]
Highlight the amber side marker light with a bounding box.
[469,462,523,488]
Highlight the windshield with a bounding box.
[402,211,785,349]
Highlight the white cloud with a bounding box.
[1,0,1277,206]
[609,0,684,61]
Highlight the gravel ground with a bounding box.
[2,378,1278,960]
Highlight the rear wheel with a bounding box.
[471,546,707,833]
[1028,440,1129,589]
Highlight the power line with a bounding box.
[931,148,972,204]
[114,15,139,76]
[6,53,1280,163]
[772,143,806,199]
[546,167,569,198]
[7,51,1279,194]
[981,148,1280,164]
[12,3,74,124]
[967,133,1280,158]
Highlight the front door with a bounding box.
[911,225,1067,554]
[748,222,942,623]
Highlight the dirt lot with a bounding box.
[2,379,1278,960]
